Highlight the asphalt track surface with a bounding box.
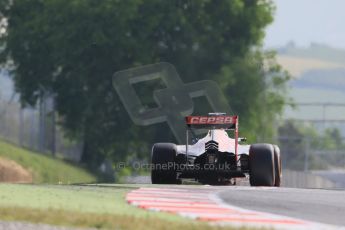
[219,186,345,227]
[126,185,344,230]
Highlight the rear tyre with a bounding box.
[273,145,282,187]
[151,143,180,184]
[249,144,275,186]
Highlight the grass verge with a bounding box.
[0,140,96,183]
[0,184,246,230]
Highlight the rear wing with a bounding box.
[185,115,238,130]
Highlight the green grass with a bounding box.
[0,140,97,184]
[0,184,243,230]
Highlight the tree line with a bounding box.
[0,0,290,169]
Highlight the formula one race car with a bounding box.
[151,113,282,186]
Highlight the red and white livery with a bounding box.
[151,113,282,186]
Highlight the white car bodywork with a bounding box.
[176,129,250,156]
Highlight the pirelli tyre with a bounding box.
[249,144,275,186]
[151,143,180,184]
[273,145,282,187]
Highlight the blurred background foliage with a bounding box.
[279,121,345,171]
[0,0,290,170]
